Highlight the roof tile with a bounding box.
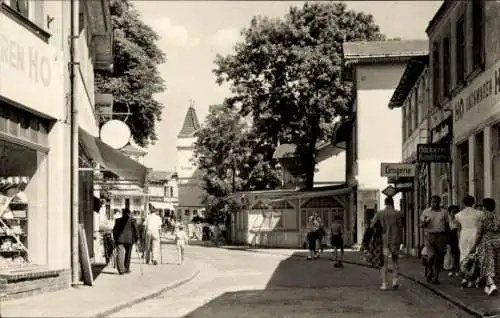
[178,106,200,137]
[343,40,428,59]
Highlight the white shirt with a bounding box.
[145,213,163,233]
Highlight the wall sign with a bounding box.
[452,60,500,141]
[417,143,451,162]
[380,163,416,178]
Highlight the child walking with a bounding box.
[331,216,344,268]
[175,225,189,265]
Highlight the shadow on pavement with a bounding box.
[181,250,457,318]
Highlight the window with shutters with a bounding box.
[432,43,440,106]
[472,0,485,70]
[456,15,466,85]
[442,34,451,97]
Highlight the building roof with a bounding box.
[120,143,147,155]
[343,40,429,65]
[388,55,429,109]
[149,170,177,182]
[178,106,201,138]
[426,1,451,35]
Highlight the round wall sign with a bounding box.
[99,120,131,149]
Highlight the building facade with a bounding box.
[0,0,113,298]
[427,0,500,206]
[148,170,178,215]
[343,40,429,245]
[176,106,205,222]
[388,54,432,255]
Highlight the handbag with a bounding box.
[461,252,480,281]
[443,245,454,270]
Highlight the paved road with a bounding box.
[109,247,472,318]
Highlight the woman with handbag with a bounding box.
[471,198,500,296]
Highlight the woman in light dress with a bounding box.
[455,195,483,286]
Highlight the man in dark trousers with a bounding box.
[113,208,138,275]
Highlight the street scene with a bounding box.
[2,0,500,317]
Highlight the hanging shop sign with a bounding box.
[394,182,413,192]
[417,143,451,162]
[452,59,500,141]
[380,163,416,178]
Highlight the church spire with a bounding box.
[178,99,200,138]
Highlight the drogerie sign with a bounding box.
[380,163,416,178]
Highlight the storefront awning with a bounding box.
[79,128,148,187]
[150,202,175,210]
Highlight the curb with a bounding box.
[225,247,484,317]
[92,266,201,318]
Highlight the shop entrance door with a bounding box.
[492,152,500,208]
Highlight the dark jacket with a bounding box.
[113,215,138,244]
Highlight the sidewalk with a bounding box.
[222,246,500,317]
[0,247,201,318]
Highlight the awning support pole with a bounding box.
[69,0,80,286]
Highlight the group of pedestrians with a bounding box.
[423,194,500,296]
[305,212,345,267]
[112,208,190,274]
[362,193,500,296]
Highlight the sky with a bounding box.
[133,1,443,172]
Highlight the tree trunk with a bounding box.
[304,148,316,190]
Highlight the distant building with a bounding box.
[148,171,178,215]
[343,39,429,245]
[108,143,148,217]
[176,105,205,221]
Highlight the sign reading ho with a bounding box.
[380,163,416,178]
[417,143,451,162]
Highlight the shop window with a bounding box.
[184,209,190,217]
[112,197,121,207]
[170,187,174,197]
[456,15,466,85]
[0,140,48,267]
[432,43,440,106]
[133,198,141,207]
[458,141,469,204]
[439,163,450,208]
[472,0,485,70]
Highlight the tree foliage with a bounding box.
[214,2,384,189]
[193,104,281,217]
[95,0,166,147]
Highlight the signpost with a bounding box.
[382,185,396,197]
[380,163,416,178]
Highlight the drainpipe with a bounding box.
[69,0,80,285]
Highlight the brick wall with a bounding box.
[0,268,70,301]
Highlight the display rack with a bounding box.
[0,177,29,269]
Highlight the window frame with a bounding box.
[455,14,466,86]
[471,0,485,70]
[442,34,451,98]
[432,42,441,106]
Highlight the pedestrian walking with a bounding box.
[175,224,189,265]
[306,212,322,260]
[471,198,500,295]
[447,205,461,278]
[420,195,450,284]
[144,209,163,265]
[369,196,403,290]
[455,195,483,289]
[330,216,344,267]
[112,208,139,275]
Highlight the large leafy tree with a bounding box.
[193,104,280,217]
[95,0,166,147]
[214,2,384,189]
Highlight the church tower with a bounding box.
[176,101,205,220]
